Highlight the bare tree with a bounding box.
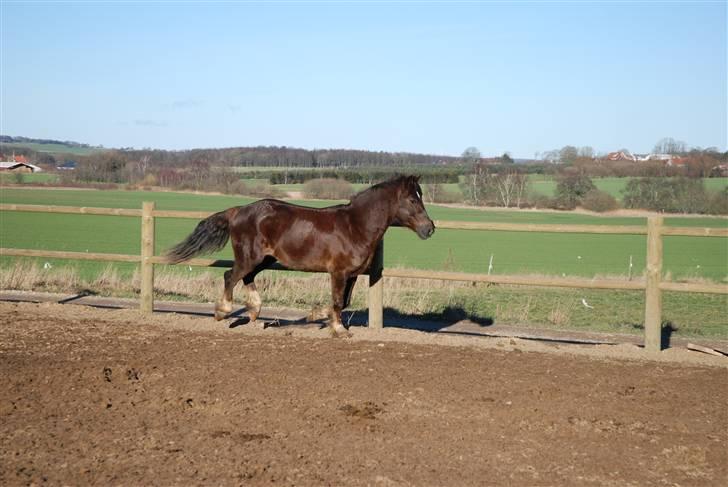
[541,149,561,163]
[461,146,482,164]
[654,137,687,154]
[559,146,579,163]
[139,155,150,175]
[423,183,443,203]
[490,170,529,208]
[578,146,594,159]
[466,162,489,205]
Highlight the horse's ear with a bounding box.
[415,175,421,182]
[406,175,419,183]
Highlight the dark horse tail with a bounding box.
[164,210,231,264]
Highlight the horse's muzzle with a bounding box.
[417,222,436,240]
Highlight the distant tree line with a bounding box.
[263,167,461,184]
[117,146,461,168]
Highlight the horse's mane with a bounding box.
[350,175,418,203]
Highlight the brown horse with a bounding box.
[164,175,435,337]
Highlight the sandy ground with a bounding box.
[1,301,727,486]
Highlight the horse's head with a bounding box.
[393,175,436,240]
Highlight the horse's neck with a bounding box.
[349,187,396,243]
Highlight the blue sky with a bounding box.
[1,1,726,157]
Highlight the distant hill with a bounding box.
[0,136,105,156]
[2,135,469,167]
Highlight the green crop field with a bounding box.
[0,173,59,184]
[0,142,104,156]
[1,187,726,282]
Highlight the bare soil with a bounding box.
[1,301,726,486]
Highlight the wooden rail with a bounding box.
[2,203,727,352]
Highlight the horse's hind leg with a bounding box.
[241,255,276,327]
[215,264,245,321]
[327,273,352,338]
[243,275,263,328]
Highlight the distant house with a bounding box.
[606,151,686,166]
[711,164,728,177]
[666,156,688,167]
[57,160,77,170]
[637,154,687,166]
[639,153,671,162]
[0,152,41,172]
[606,151,636,162]
[0,161,42,173]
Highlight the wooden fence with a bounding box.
[1,202,727,352]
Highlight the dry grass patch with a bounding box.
[1,260,725,339]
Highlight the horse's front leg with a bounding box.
[328,273,352,338]
[308,277,356,322]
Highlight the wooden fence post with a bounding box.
[140,201,155,313]
[644,216,663,352]
[368,240,384,329]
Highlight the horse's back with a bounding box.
[230,198,349,240]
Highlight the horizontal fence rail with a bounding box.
[0,203,143,217]
[1,202,727,352]
[434,220,728,238]
[0,248,142,263]
[434,220,648,235]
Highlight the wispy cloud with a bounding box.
[228,104,242,113]
[163,99,203,110]
[134,119,168,127]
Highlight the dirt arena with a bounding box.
[1,301,726,486]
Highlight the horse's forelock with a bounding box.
[401,175,422,198]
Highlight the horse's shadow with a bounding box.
[381,307,493,332]
[228,305,493,333]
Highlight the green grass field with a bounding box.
[0,173,59,184]
[1,187,726,282]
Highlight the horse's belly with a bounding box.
[271,242,358,274]
[259,216,362,274]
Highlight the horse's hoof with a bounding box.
[214,310,228,321]
[330,326,352,338]
[307,307,329,322]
